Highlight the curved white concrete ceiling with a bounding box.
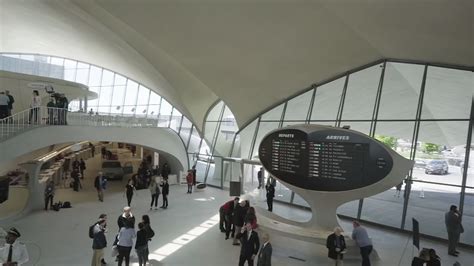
[1,0,473,129]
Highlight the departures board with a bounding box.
[258,126,393,191]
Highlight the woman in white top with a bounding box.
[149,176,160,210]
[29,90,41,124]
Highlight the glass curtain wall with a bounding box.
[0,53,204,170]
[228,60,473,245]
[194,101,239,188]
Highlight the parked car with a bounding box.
[425,160,449,175]
[101,161,134,180]
[414,159,427,169]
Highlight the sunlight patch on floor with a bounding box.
[135,213,220,264]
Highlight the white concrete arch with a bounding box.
[0,126,188,170]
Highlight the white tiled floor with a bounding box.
[1,183,473,266]
[1,152,473,265]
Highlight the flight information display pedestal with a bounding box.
[259,124,413,230]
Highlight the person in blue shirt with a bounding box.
[352,221,373,266]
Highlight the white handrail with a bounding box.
[0,106,182,141]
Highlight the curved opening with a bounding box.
[0,140,184,221]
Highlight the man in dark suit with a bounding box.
[237,223,260,266]
[445,205,464,256]
[257,232,272,266]
[257,167,264,189]
[265,183,275,212]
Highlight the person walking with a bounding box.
[236,223,260,266]
[0,227,29,265]
[29,90,41,124]
[265,182,275,212]
[135,222,148,266]
[94,172,106,202]
[149,177,160,210]
[257,232,272,266]
[91,218,107,266]
[44,179,55,210]
[124,179,136,206]
[160,179,169,209]
[394,182,403,197]
[351,221,373,266]
[326,227,346,266]
[445,205,464,256]
[186,169,193,194]
[257,167,264,189]
[79,159,86,179]
[117,223,135,266]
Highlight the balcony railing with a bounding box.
[0,107,185,141]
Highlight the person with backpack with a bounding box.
[149,177,160,210]
[44,179,55,211]
[89,214,107,265]
[91,217,107,266]
[160,179,169,209]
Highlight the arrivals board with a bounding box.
[259,126,393,191]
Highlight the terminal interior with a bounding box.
[0,1,473,265]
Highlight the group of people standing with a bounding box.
[219,197,272,266]
[46,93,69,125]
[43,158,86,209]
[0,89,69,124]
[71,158,87,191]
[148,176,169,209]
[324,221,373,266]
[90,207,155,266]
